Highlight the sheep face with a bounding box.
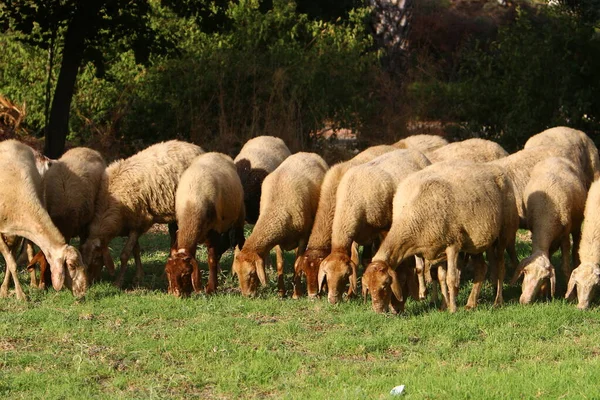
[232,249,265,297]
[49,245,88,298]
[81,238,116,280]
[566,263,600,309]
[165,251,200,297]
[298,248,328,298]
[362,261,403,313]
[318,252,356,304]
[514,253,556,304]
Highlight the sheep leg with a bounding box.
[572,228,581,268]
[0,237,26,300]
[206,230,226,295]
[560,235,572,283]
[0,261,10,297]
[114,232,140,288]
[506,237,519,273]
[275,246,285,297]
[292,244,307,299]
[466,254,487,310]
[437,264,449,311]
[133,240,144,285]
[490,246,505,307]
[446,247,459,313]
[415,256,427,300]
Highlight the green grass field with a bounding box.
[1,230,600,399]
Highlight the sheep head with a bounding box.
[297,248,329,298]
[165,249,201,297]
[81,238,116,280]
[362,261,403,314]
[47,245,88,298]
[512,252,556,304]
[565,263,600,309]
[232,248,265,297]
[318,251,356,304]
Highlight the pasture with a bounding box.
[1,229,600,399]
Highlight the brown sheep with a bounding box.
[81,140,204,288]
[232,152,328,297]
[165,153,246,297]
[297,144,397,298]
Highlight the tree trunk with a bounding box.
[44,2,103,158]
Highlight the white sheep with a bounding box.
[524,126,600,187]
[362,161,519,313]
[297,144,397,298]
[165,152,246,297]
[232,152,328,297]
[426,138,508,163]
[0,140,87,299]
[511,157,586,303]
[566,179,600,309]
[393,134,449,153]
[29,147,107,286]
[81,140,204,288]
[318,149,432,304]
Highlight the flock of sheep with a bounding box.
[1,126,600,313]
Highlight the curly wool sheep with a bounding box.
[0,140,87,299]
[81,140,204,288]
[524,126,600,187]
[511,157,586,303]
[362,161,519,313]
[318,149,431,304]
[232,152,328,297]
[165,152,246,297]
[30,147,107,287]
[297,144,397,298]
[426,138,508,163]
[566,179,600,309]
[393,134,448,153]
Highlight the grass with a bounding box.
[1,230,600,399]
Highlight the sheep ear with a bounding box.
[349,260,358,296]
[256,257,267,286]
[565,270,577,300]
[318,262,327,293]
[102,246,116,275]
[389,268,404,303]
[190,258,201,293]
[294,256,302,275]
[362,277,369,303]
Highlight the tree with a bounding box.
[0,0,165,157]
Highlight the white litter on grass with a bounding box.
[390,385,405,396]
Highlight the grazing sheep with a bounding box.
[165,153,246,297]
[234,136,291,283]
[362,161,519,313]
[566,180,600,309]
[81,140,204,288]
[426,138,508,163]
[297,144,397,298]
[393,134,448,153]
[524,126,600,187]
[29,147,107,287]
[232,152,328,297]
[0,140,87,299]
[234,136,291,224]
[511,157,586,303]
[318,149,431,304]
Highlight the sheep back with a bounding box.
[234,136,291,224]
[393,134,449,153]
[426,138,508,163]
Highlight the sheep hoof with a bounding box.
[464,303,476,310]
[15,289,27,301]
[0,287,8,298]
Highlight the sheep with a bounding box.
[28,147,107,287]
[296,144,397,298]
[234,136,291,281]
[566,179,600,309]
[318,149,432,304]
[511,157,586,303]
[426,138,508,163]
[0,140,87,299]
[234,136,291,224]
[393,134,449,153]
[165,152,246,297]
[524,126,600,187]
[362,161,519,313]
[232,152,328,297]
[80,140,204,288]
